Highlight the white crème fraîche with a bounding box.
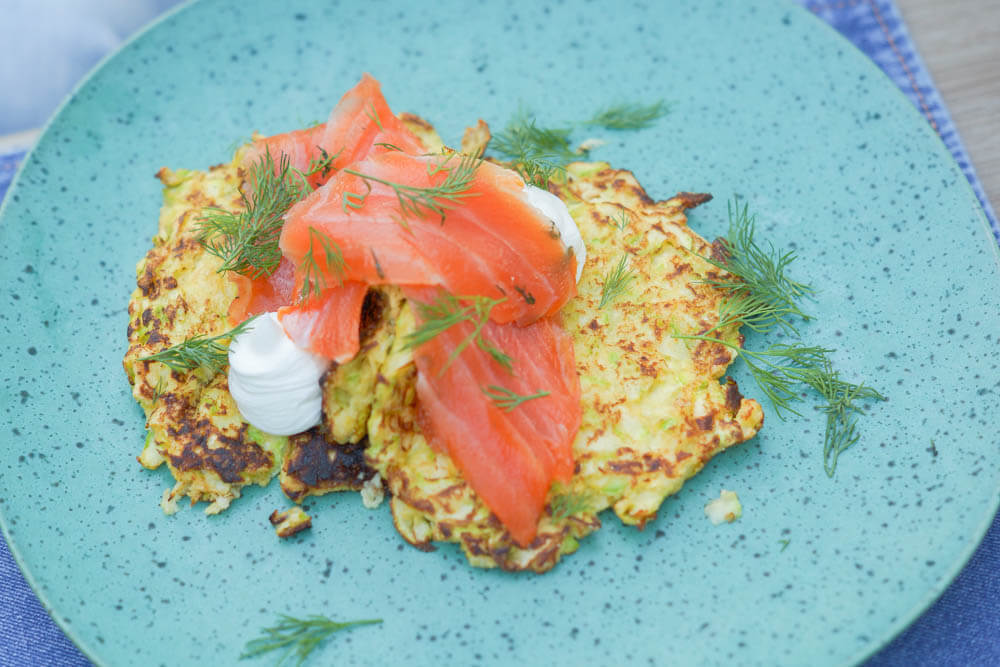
[228,312,329,436]
[522,184,586,282]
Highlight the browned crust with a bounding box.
[269,508,313,538]
[674,191,713,210]
[280,431,376,503]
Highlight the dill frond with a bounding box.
[585,100,670,130]
[613,207,631,231]
[139,315,260,375]
[549,488,593,521]
[482,385,550,412]
[491,110,573,188]
[405,293,513,374]
[197,150,311,279]
[785,358,886,476]
[304,146,342,180]
[240,614,381,666]
[343,153,481,223]
[297,227,348,302]
[599,255,636,308]
[676,199,885,476]
[699,200,813,335]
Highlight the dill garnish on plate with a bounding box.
[676,200,885,476]
[240,614,382,666]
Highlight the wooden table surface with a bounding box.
[896,0,1000,215]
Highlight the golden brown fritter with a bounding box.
[125,115,763,574]
[365,161,764,572]
[124,164,288,514]
[279,432,374,503]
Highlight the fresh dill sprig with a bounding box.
[139,315,260,375]
[489,99,668,184]
[699,200,813,335]
[240,614,381,667]
[584,100,670,130]
[613,207,631,231]
[673,200,885,475]
[676,337,884,475]
[492,111,575,162]
[515,156,565,189]
[342,153,482,222]
[198,150,311,279]
[297,227,348,301]
[678,336,835,418]
[482,385,550,412]
[778,539,790,552]
[404,293,513,373]
[786,358,886,476]
[599,255,636,308]
[150,376,167,404]
[550,487,593,521]
[364,100,384,130]
[491,110,573,188]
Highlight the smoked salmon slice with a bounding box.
[227,256,297,325]
[225,75,584,546]
[406,287,581,547]
[277,281,369,363]
[280,151,578,326]
[240,73,424,188]
[228,73,428,360]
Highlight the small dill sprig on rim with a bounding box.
[482,385,551,412]
[297,227,348,302]
[584,100,671,130]
[139,315,260,375]
[404,293,513,373]
[599,255,636,308]
[197,150,311,279]
[342,153,482,222]
[240,614,382,666]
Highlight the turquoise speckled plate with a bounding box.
[2,1,998,665]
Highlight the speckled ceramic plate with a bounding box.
[2,1,998,665]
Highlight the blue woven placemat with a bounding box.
[1,1,997,665]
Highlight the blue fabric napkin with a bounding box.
[0,1,997,665]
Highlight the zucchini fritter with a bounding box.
[125,116,763,575]
[125,162,379,513]
[124,164,288,514]
[365,162,764,572]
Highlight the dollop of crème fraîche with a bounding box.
[228,312,328,436]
